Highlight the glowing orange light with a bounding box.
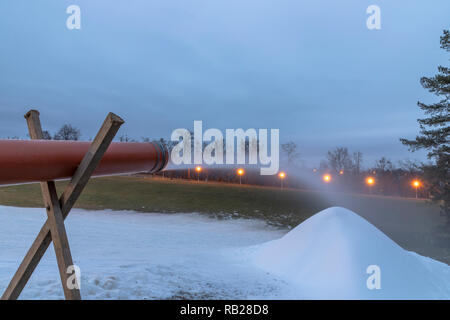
[366,177,375,186]
[279,172,286,179]
[237,168,245,176]
[195,166,202,173]
[339,170,344,175]
[323,174,331,182]
[412,179,421,198]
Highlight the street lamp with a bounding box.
[322,174,331,192]
[366,177,375,194]
[195,166,202,182]
[237,168,245,185]
[412,180,421,199]
[278,171,286,189]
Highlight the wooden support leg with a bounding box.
[1,110,124,300]
[42,181,81,300]
[25,110,81,299]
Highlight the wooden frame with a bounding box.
[1,110,124,300]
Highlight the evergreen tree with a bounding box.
[401,30,449,224]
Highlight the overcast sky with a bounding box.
[0,0,449,167]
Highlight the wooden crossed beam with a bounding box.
[1,110,124,300]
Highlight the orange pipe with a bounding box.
[0,140,168,186]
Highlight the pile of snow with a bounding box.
[252,207,450,299]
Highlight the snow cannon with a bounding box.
[0,140,169,186]
[1,110,169,301]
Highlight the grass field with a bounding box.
[0,176,448,264]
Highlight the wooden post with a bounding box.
[25,110,81,299]
[1,110,124,300]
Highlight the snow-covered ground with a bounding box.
[0,205,449,299]
[0,206,289,299]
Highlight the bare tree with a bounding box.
[118,134,136,142]
[319,160,329,171]
[327,147,353,173]
[53,124,81,141]
[154,138,176,152]
[352,151,363,174]
[375,157,394,172]
[42,130,52,140]
[398,159,420,173]
[281,141,300,165]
